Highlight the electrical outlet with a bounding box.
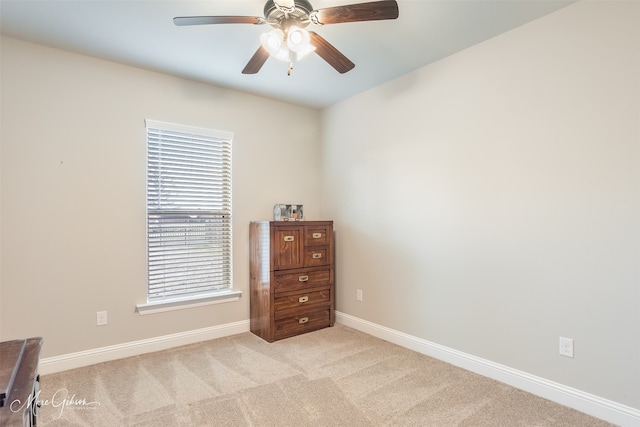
[559,337,574,358]
[356,289,363,301]
[96,311,108,326]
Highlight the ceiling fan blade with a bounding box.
[309,32,355,74]
[242,46,270,74]
[312,0,398,25]
[173,16,265,26]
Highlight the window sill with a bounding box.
[136,290,242,315]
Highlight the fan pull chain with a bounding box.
[288,62,293,76]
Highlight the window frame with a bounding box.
[136,119,240,315]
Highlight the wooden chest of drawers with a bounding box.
[250,221,334,342]
[0,338,42,427]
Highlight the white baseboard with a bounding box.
[335,311,640,427]
[39,315,639,426]
[40,320,250,375]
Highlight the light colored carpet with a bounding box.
[37,324,614,426]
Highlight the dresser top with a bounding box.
[251,220,333,225]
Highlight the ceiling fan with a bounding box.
[174,0,399,75]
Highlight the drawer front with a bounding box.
[274,309,331,340]
[274,289,331,319]
[274,268,331,293]
[273,227,303,269]
[304,225,332,246]
[303,246,329,267]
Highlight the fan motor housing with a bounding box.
[264,0,314,28]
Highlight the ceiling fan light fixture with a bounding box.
[273,47,291,62]
[174,0,400,75]
[260,29,285,55]
[286,26,311,52]
[294,44,316,61]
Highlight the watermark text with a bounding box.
[10,388,100,419]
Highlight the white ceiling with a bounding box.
[0,0,574,109]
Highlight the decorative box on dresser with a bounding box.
[250,220,334,342]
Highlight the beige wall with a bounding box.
[0,36,322,358]
[320,1,639,409]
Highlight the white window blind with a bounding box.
[145,119,233,303]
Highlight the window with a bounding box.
[139,120,238,313]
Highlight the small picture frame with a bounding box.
[273,204,303,221]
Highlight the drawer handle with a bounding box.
[283,235,295,242]
[299,317,309,324]
[312,253,322,259]
[312,232,322,239]
[298,296,309,303]
[298,275,309,282]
